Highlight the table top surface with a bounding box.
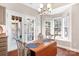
[27,40,56,52]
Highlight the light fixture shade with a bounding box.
[47,4,51,9]
[38,8,41,12]
[40,4,43,8]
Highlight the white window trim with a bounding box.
[53,16,71,42]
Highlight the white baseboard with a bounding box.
[58,45,79,53]
[70,48,79,52]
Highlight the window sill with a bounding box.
[55,37,71,42]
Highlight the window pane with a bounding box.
[54,18,62,36]
[45,21,51,36]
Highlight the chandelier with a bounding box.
[38,4,52,35]
[38,3,52,15]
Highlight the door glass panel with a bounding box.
[11,16,22,40]
[25,19,34,42]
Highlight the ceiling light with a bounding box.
[38,8,41,12]
[47,3,51,9]
[38,3,52,14]
[40,4,43,9]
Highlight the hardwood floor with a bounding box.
[57,47,79,56]
[7,47,79,56]
[8,50,18,56]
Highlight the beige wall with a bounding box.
[51,4,79,51]
[0,6,5,25]
[0,3,38,16]
[72,4,79,50]
[59,4,79,51]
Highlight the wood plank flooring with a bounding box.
[7,47,79,56]
[57,47,79,56]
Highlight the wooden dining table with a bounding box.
[27,39,57,56]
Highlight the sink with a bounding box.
[27,43,38,48]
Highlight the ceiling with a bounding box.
[23,3,69,11]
